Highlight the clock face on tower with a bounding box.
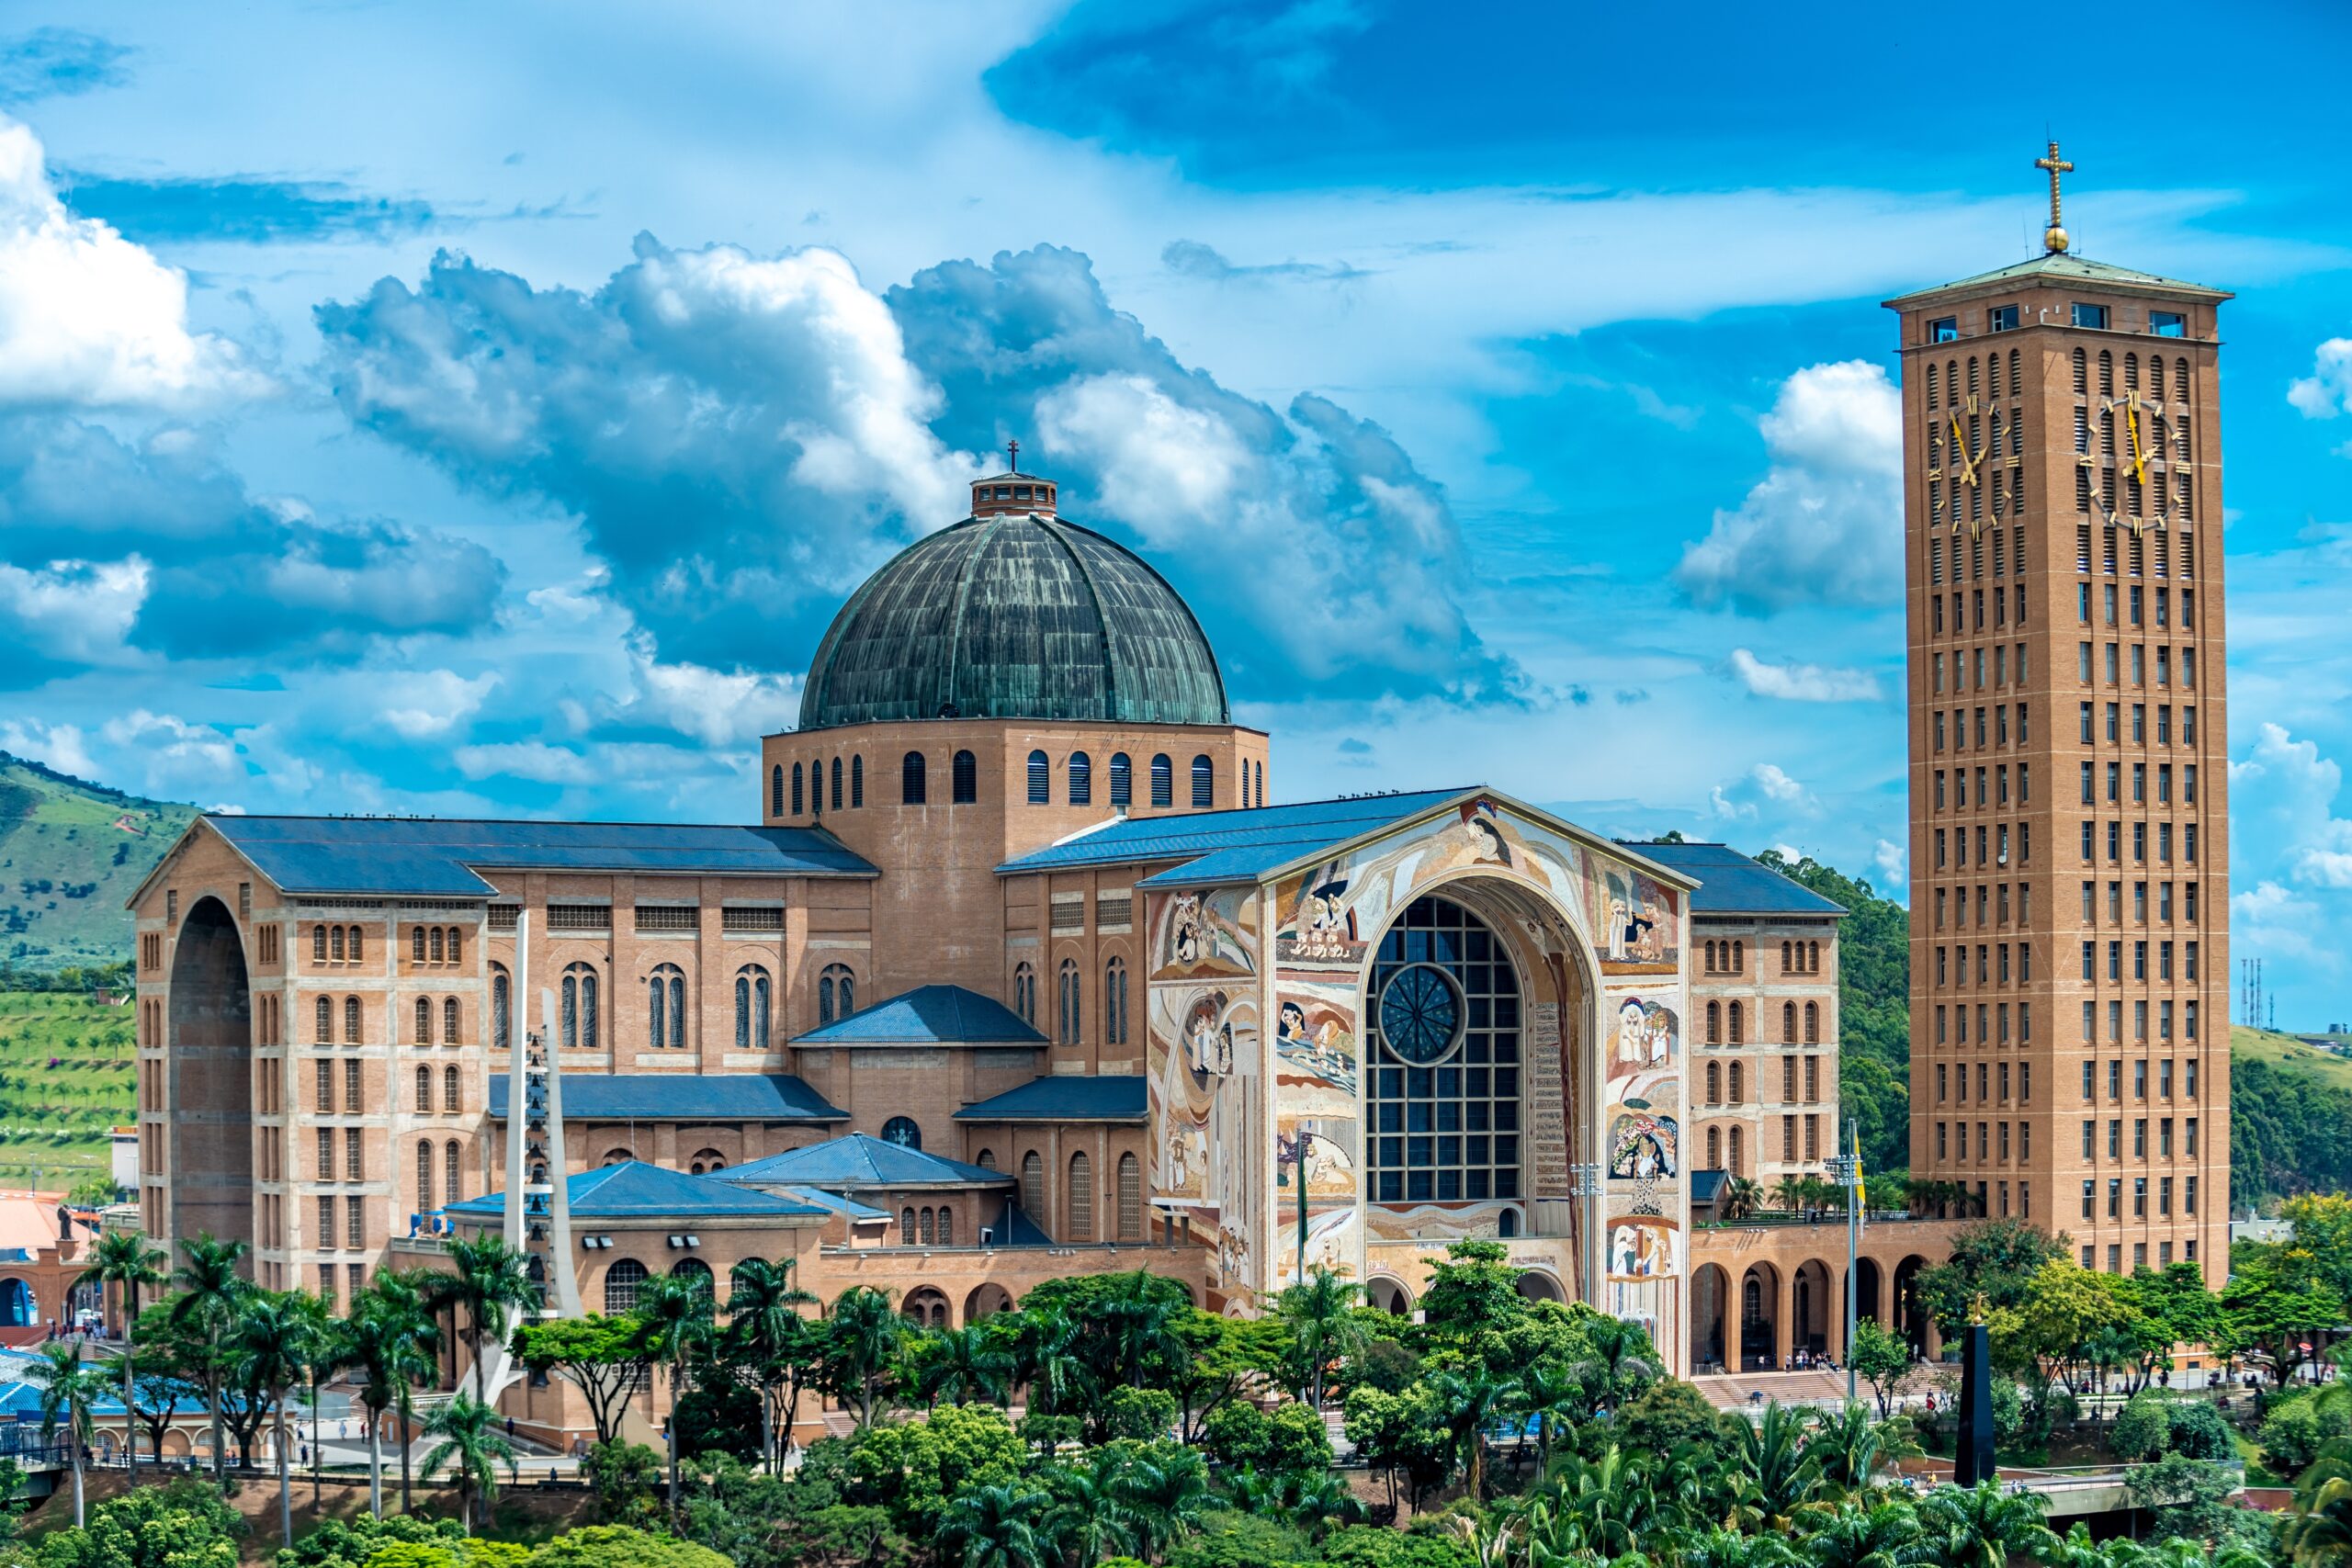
[2086,391,2169,527]
[1377,962,1464,1066]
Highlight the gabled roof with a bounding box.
[1690,1168,1729,1208]
[716,1134,1012,1190]
[1884,250,2227,307]
[955,1075,1147,1122]
[996,788,1471,880]
[489,1074,844,1122]
[794,985,1046,1048]
[1616,841,1845,918]
[767,1186,892,1223]
[447,1160,832,1221]
[175,814,875,899]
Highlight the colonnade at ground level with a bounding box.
[1686,1221,1956,1375]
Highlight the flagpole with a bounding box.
[1826,1121,1862,1405]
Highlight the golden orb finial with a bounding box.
[2045,224,2071,254]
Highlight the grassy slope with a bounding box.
[0,989,134,1182]
[2232,1023,2352,1090]
[0,750,196,969]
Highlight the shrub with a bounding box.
[1164,1509,1316,1568]
[2260,1389,2351,1477]
[1320,1522,1477,1568]
[1103,1385,1180,1441]
[524,1528,731,1568]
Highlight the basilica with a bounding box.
[130,462,1860,1443]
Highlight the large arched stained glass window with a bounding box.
[492,964,511,1054]
[736,964,772,1050]
[881,1115,922,1150]
[604,1258,648,1314]
[1365,895,1521,1206]
[648,964,687,1049]
[561,964,599,1049]
[819,963,855,1025]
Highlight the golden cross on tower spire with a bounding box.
[2036,140,2075,254]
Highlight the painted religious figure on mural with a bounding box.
[1148,887,1261,1312]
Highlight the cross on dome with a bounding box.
[2036,140,2075,254]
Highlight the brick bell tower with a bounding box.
[1885,144,2232,1285]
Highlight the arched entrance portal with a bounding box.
[1515,1269,1566,1304]
[1691,1263,1728,1372]
[1792,1258,1833,1359]
[1366,1277,1414,1315]
[0,1279,33,1327]
[1738,1262,1780,1371]
[964,1282,1014,1322]
[1893,1254,1934,1356]
[1855,1257,1883,1328]
[167,896,254,1256]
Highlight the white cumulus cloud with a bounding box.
[2289,338,2352,419]
[378,669,502,740]
[0,555,147,666]
[1675,360,1901,614]
[0,115,267,408]
[1727,647,1883,703]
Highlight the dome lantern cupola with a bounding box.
[971,439,1056,518]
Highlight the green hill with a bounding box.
[2230,1024,2352,1212]
[0,750,196,973]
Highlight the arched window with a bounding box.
[919,1208,933,1245]
[415,1066,432,1114]
[411,927,424,963]
[1782,1001,1796,1043]
[1068,1152,1093,1242]
[561,964,599,1049]
[430,928,445,964]
[900,1208,916,1246]
[1013,963,1035,1025]
[1109,753,1132,808]
[313,926,328,962]
[689,1148,726,1176]
[1069,752,1091,806]
[791,762,804,815]
[492,965,511,1054]
[444,997,460,1044]
[901,751,927,805]
[1729,1002,1745,1045]
[1728,1061,1744,1103]
[1150,754,1173,807]
[976,1149,997,1171]
[1706,1000,1722,1045]
[829,757,842,812]
[345,997,362,1043]
[771,764,784,817]
[1057,959,1080,1046]
[1102,957,1127,1045]
[602,1147,633,1167]
[1729,1125,1744,1175]
[414,998,432,1045]
[1781,941,1792,971]
[1804,1001,1821,1044]
[1020,1151,1046,1217]
[1364,894,1523,1207]
[953,750,978,804]
[1705,1061,1720,1104]
[881,1115,922,1150]
[1190,754,1213,807]
[1734,941,1744,973]
[351,927,366,961]
[819,964,855,1025]
[1027,750,1050,804]
[1808,941,1820,973]
[442,1064,458,1112]
[604,1258,648,1314]
[331,926,346,963]
[417,1140,435,1213]
[938,1207,954,1246]
[735,965,772,1050]
[447,929,460,964]
[850,755,864,807]
[1117,1152,1142,1241]
[315,997,333,1043]
[670,1258,714,1304]
[648,964,686,1049]
[446,1140,461,1204]
[1704,940,1715,973]
[1707,1125,1722,1168]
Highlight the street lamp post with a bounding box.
[1825,1128,1862,1405]
[1570,1161,1603,1307]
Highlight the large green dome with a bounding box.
[797,498,1230,733]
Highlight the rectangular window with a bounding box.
[2072,302,2110,330]
[319,1195,337,1250]
[1990,305,2020,332]
[1930,316,1960,343]
[2151,310,2187,338]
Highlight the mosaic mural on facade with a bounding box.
[1147,887,1261,1312]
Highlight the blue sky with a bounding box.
[3,2,2351,1023]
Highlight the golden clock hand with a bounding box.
[2126,403,2148,484]
[1948,415,1979,486]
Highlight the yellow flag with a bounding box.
[1851,1124,1866,1213]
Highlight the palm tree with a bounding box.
[1798,1501,1927,1568]
[421,1390,514,1535]
[430,1235,541,1400]
[1520,1361,1580,1468]
[235,1288,325,1550]
[1533,1444,1679,1561]
[369,1268,443,1513]
[723,1257,817,1470]
[1679,1527,1803,1568]
[1731,1402,1824,1533]
[1097,1271,1185,1389]
[1720,1178,1765,1222]
[1571,1314,1659,1414]
[333,1293,438,1517]
[1276,1268,1364,1409]
[1808,1403,1884,1499]
[2287,1473,2352,1567]
[26,1342,107,1528]
[1109,1442,1212,1564]
[914,1323,1017,1409]
[633,1269,715,1523]
[1046,1444,1143,1563]
[1431,1368,1518,1501]
[166,1231,249,1491]
[1916,1480,2054,1568]
[825,1285,909,1429]
[77,1229,164,1483]
[935,1480,1055,1568]
[1284,1470,1365,1541]
[1010,1305,1088,1417]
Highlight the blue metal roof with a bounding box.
[717,1134,1012,1190]
[447,1160,833,1220]
[768,1185,892,1222]
[954,1075,1147,1122]
[1614,841,1846,918]
[997,788,1471,882]
[795,985,1046,1047]
[198,814,876,897]
[489,1073,845,1122]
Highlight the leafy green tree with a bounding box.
[1797,1500,1925,1568]
[2125,1455,2252,1546]
[580,1439,664,1529]
[31,1476,242,1568]
[1418,1241,1525,1348]
[1317,1524,1476,1568]
[421,1391,516,1535]
[233,1289,326,1548]
[515,1314,650,1447]
[842,1402,1026,1531]
[1730,1401,1824,1533]
[933,1481,1055,1568]
[720,1257,818,1468]
[1846,1320,1917,1421]
[273,1513,469,1568]
[1568,1314,1660,1414]
[1107,1442,1213,1565]
[1103,1386,1181,1442]
[1276,1268,1365,1409]
[1429,1368,1516,1501]
[26,1341,107,1528]
[367,1268,445,1514]
[2265,1389,2352,1478]
[631,1269,716,1521]
[329,1294,432,1519]
[1617,1375,1725,1456]
[2225,1248,2345,1386]
[166,1231,249,1492]
[522,1526,731,1568]
[1342,1383,1453,1515]
[430,1234,543,1400]
[1914,1219,2066,1335]
[909,1323,1017,1410]
[1917,1480,2055,1568]
[824,1286,910,1429]
[77,1228,165,1482]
